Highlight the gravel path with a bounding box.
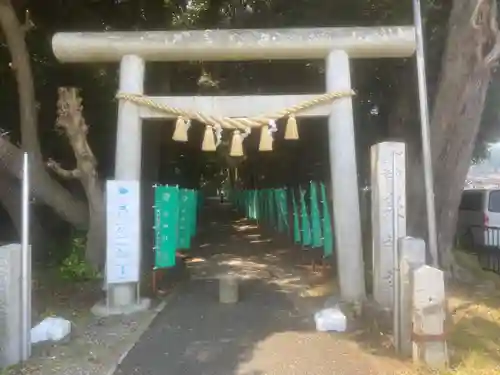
[114,203,407,375]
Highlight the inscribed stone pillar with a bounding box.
[0,244,22,367]
[371,141,406,310]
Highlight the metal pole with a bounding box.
[392,153,401,353]
[21,152,31,360]
[412,0,439,267]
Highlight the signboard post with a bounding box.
[106,180,141,310]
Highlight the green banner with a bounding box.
[310,181,323,248]
[188,189,198,238]
[300,187,311,247]
[292,192,301,244]
[154,185,179,268]
[275,188,288,234]
[267,189,275,227]
[320,182,334,257]
[178,188,192,250]
[229,184,333,256]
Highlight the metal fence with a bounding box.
[471,226,500,274]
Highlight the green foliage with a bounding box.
[58,233,99,282]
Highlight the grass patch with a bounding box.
[442,251,500,375]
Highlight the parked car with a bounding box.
[457,188,500,249]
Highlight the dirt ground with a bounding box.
[4,268,168,375]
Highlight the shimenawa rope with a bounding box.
[115,90,355,130]
[115,90,355,154]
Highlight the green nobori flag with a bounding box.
[299,187,312,247]
[188,189,198,238]
[268,189,276,227]
[256,189,262,221]
[262,189,269,225]
[320,182,334,257]
[254,190,260,222]
[310,181,323,248]
[292,191,301,244]
[177,188,192,249]
[250,190,258,220]
[248,190,256,219]
[275,188,289,234]
[274,189,283,232]
[154,185,179,268]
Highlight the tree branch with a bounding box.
[46,158,81,179]
[0,135,88,228]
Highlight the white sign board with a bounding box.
[106,180,141,284]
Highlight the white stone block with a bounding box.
[219,275,239,304]
[399,237,426,356]
[371,142,406,310]
[412,265,448,369]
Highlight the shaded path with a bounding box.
[115,201,403,375]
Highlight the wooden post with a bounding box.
[326,50,366,303]
[412,265,448,369]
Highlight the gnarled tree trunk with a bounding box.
[0,0,88,229]
[388,0,499,276]
[51,88,105,269]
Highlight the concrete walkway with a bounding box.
[114,202,400,375]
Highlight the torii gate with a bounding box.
[52,26,416,313]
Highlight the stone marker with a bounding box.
[0,244,23,367]
[219,274,239,304]
[412,265,448,369]
[371,142,406,310]
[398,237,426,356]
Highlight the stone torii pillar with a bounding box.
[51,26,416,312]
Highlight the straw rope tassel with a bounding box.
[259,126,273,151]
[230,130,244,156]
[284,114,299,140]
[115,91,356,146]
[172,116,189,142]
[202,125,217,151]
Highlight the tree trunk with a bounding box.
[0,136,88,228]
[0,0,88,229]
[389,0,498,275]
[84,182,105,270]
[53,88,105,269]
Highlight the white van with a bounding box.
[457,188,500,248]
